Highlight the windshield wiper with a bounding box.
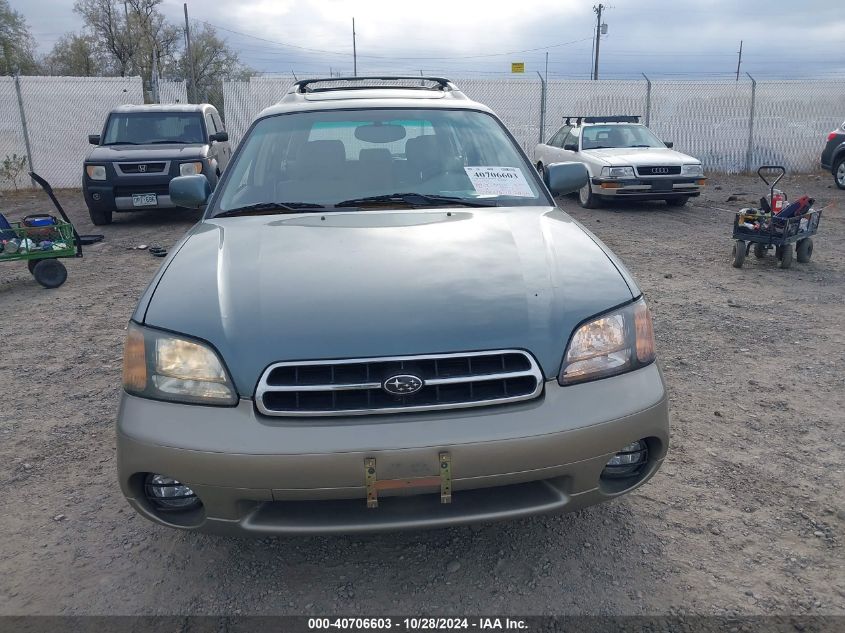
[335,193,497,209]
[215,202,325,217]
[103,141,139,145]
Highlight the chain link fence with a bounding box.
[0,76,143,190]
[2,75,843,190]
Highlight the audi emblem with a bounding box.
[651,167,669,174]
[382,374,424,396]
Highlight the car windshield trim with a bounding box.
[334,193,498,209]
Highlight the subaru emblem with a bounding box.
[382,374,424,396]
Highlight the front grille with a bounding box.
[118,162,166,174]
[113,184,170,197]
[636,165,681,176]
[255,350,544,417]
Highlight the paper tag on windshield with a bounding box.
[464,166,534,198]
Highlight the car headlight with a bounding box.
[122,322,237,405]
[179,162,203,176]
[559,298,656,385]
[86,165,106,180]
[600,166,635,179]
[681,164,704,176]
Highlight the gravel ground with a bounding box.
[0,172,843,616]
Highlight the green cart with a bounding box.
[0,172,83,288]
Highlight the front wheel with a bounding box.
[88,206,113,225]
[32,258,68,288]
[578,183,600,208]
[732,241,746,268]
[835,158,845,190]
[666,197,689,207]
[796,238,813,263]
[778,244,793,269]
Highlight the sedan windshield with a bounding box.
[213,108,547,214]
[581,124,666,150]
[103,112,205,145]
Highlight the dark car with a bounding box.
[82,104,231,225]
[821,120,845,190]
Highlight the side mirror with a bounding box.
[563,143,578,152]
[664,141,674,148]
[89,134,101,145]
[170,174,212,209]
[209,131,229,143]
[546,162,589,196]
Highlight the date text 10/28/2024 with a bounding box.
[308,618,528,630]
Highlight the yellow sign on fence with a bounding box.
[511,62,525,73]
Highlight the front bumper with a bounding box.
[117,364,669,535]
[591,176,705,199]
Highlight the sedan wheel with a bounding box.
[578,183,600,208]
[835,159,845,190]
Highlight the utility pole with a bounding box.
[592,4,603,80]
[544,51,549,84]
[352,18,357,77]
[735,40,743,81]
[184,3,197,102]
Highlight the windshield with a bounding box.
[103,112,205,145]
[212,108,547,214]
[581,124,665,150]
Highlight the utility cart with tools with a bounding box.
[0,172,83,288]
[731,166,822,269]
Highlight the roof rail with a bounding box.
[564,115,641,125]
[292,76,457,94]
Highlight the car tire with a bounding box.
[32,258,67,288]
[834,157,845,190]
[88,207,113,225]
[778,244,793,269]
[753,243,767,259]
[27,259,39,274]
[732,240,746,268]
[578,183,600,208]
[666,197,688,207]
[796,238,813,263]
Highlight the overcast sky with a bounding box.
[16,0,845,79]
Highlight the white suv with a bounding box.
[534,116,706,208]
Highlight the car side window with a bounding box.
[548,126,569,147]
[205,113,217,138]
[210,110,225,133]
[562,129,578,149]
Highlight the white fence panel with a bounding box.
[13,76,143,189]
[158,79,189,104]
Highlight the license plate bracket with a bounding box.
[132,193,158,207]
[364,453,452,508]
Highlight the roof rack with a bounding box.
[293,76,456,94]
[564,115,641,126]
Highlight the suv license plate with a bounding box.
[132,193,158,207]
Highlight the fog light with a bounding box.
[603,440,648,478]
[144,473,200,510]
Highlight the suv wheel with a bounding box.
[89,207,113,225]
[578,183,600,208]
[835,157,845,190]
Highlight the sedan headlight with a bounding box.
[179,162,203,176]
[681,163,704,176]
[600,166,635,179]
[122,322,237,405]
[559,298,656,385]
[86,165,106,180]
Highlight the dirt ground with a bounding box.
[0,172,843,616]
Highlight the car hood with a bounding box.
[584,147,699,167]
[85,144,207,162]
[141,207,636,395]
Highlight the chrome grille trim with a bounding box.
[255,350,544,417]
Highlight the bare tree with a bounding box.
[73,0,137,77]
